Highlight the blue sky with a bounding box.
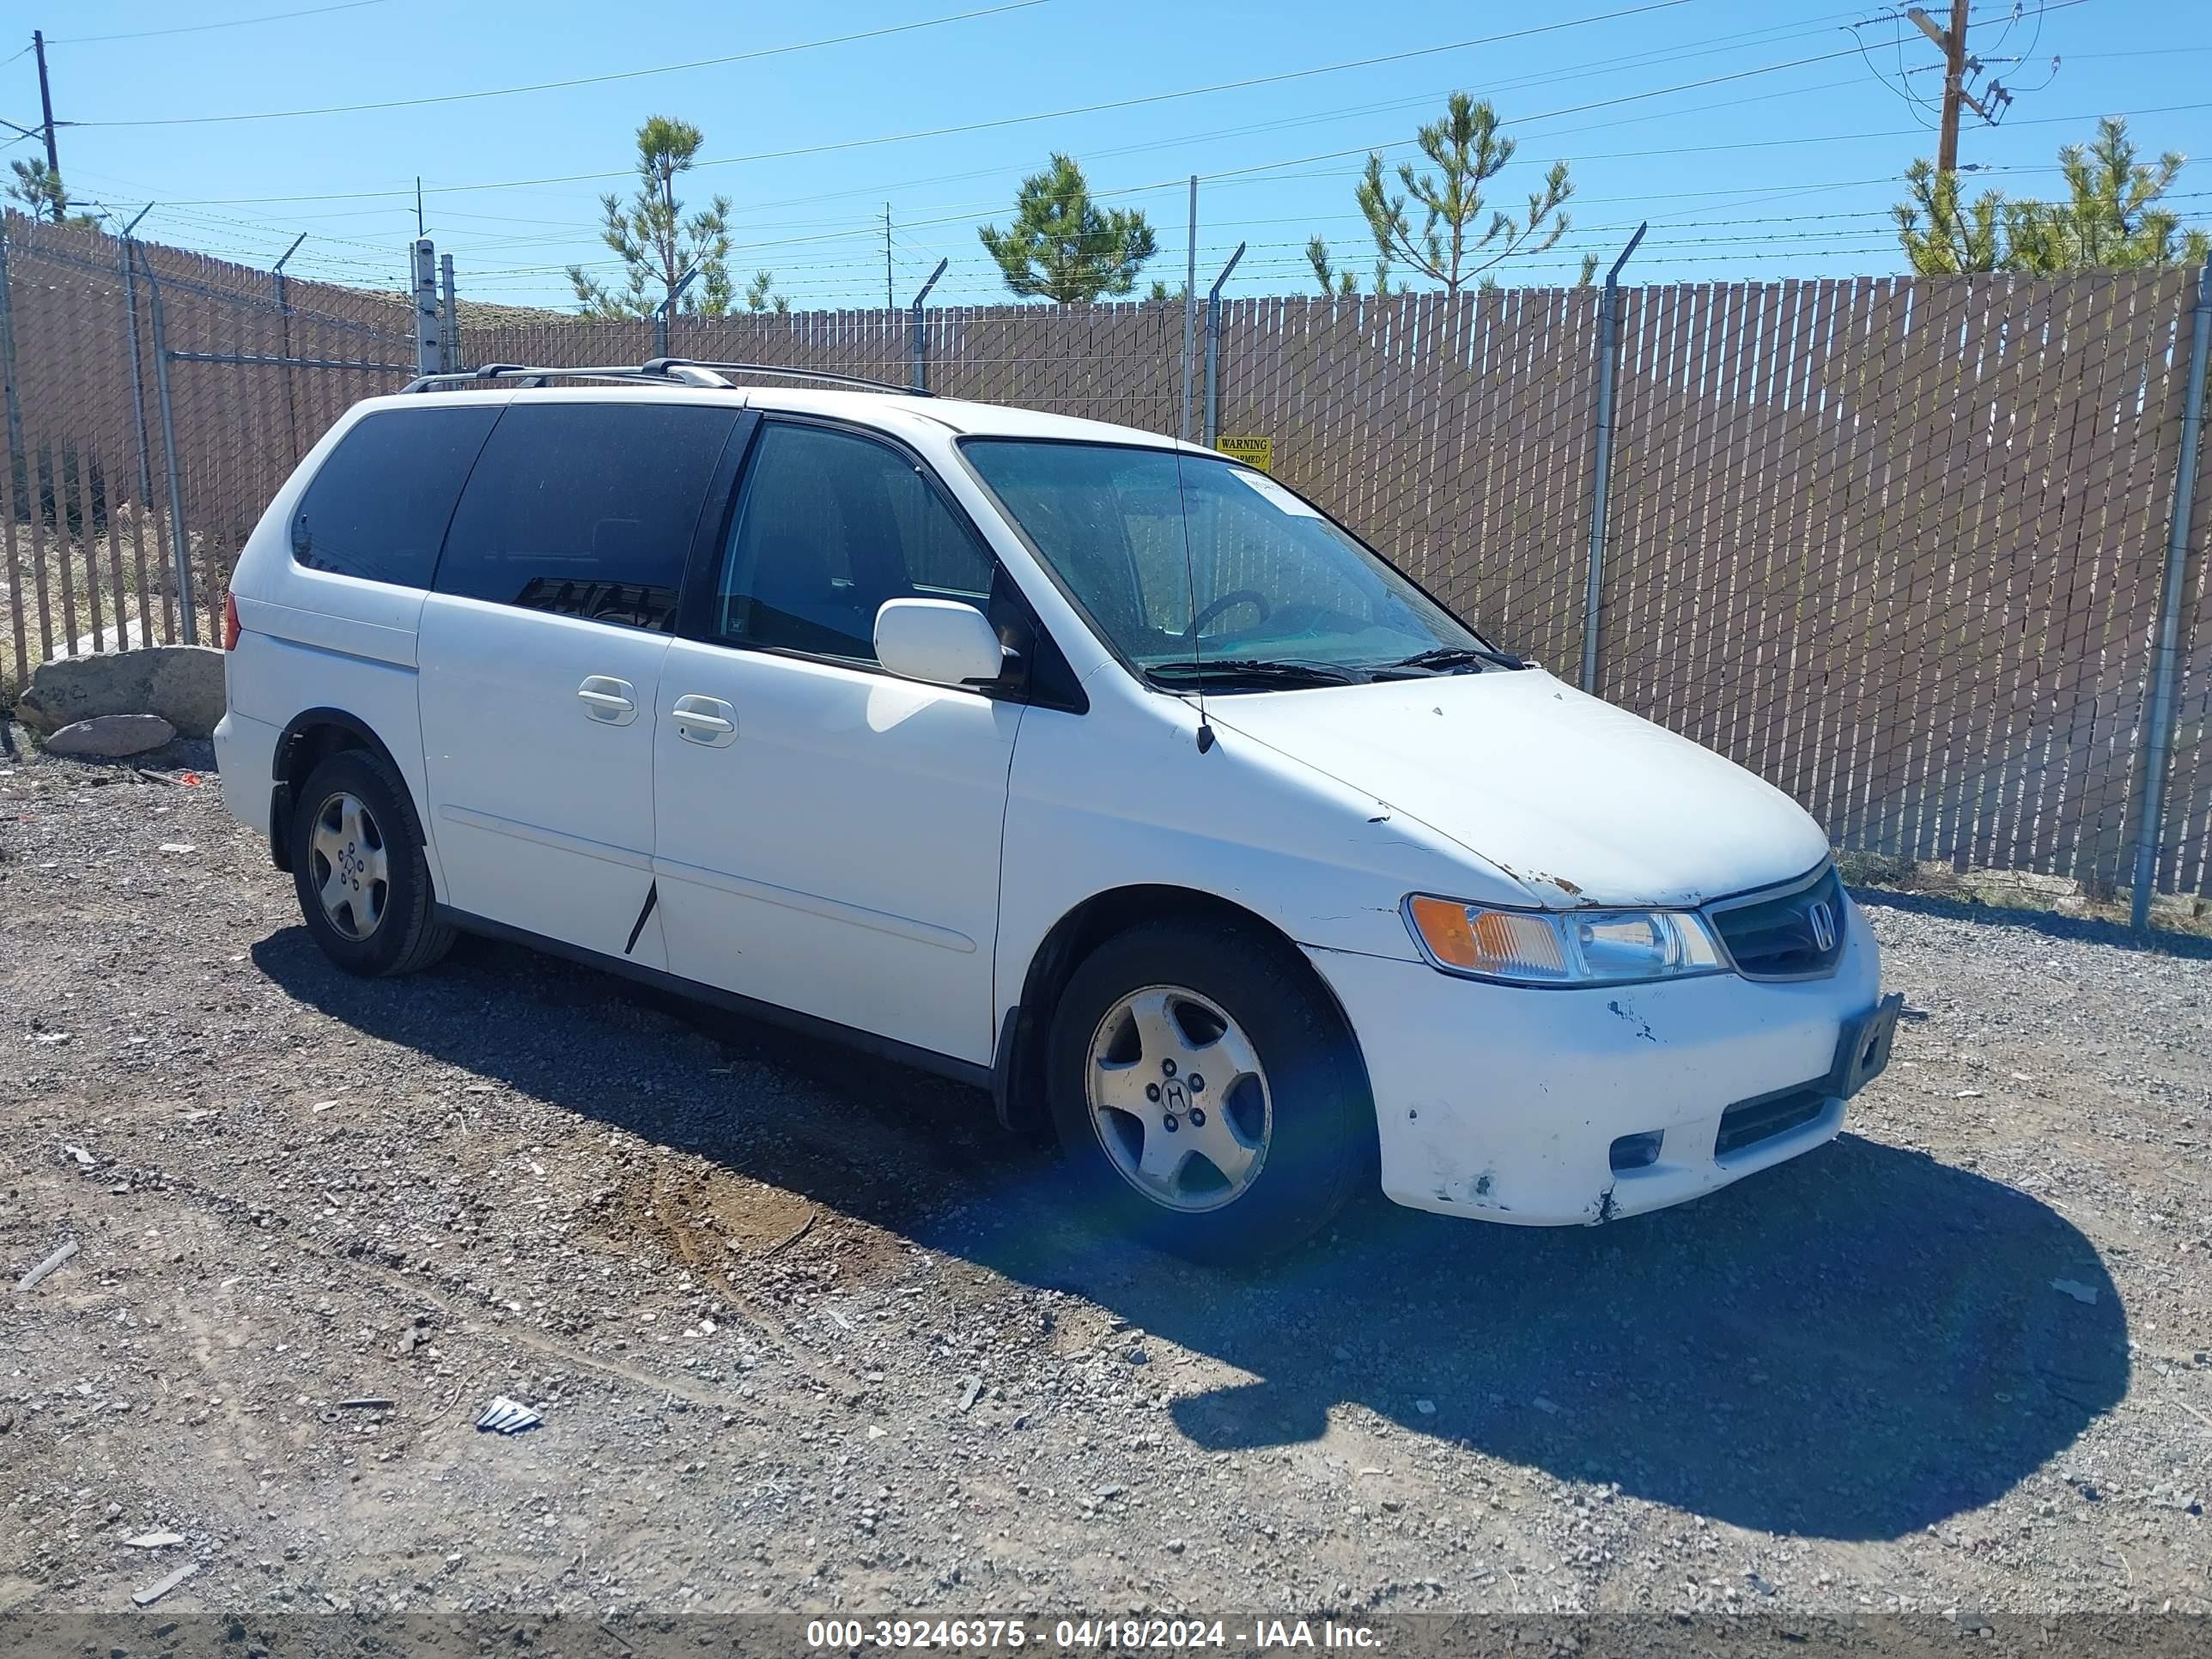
[10,0,2209,312]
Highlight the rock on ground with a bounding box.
[40,713,177,758]
[15,644,224,738]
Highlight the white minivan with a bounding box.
[214,362,1898,1261]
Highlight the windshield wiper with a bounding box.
[1146,658,1364,688]
[1382,643,1528,674]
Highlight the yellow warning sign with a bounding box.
[1213,434,1273,473]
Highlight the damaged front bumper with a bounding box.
[1305,899,1887,1225]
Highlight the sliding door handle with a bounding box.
[577,676,638,726]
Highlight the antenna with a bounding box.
[1170,439,1213,755]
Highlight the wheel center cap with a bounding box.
[1159,1077,1188,1115]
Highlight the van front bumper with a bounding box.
[1304,902,1887,1225]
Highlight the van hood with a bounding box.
[1206,668,1831,910]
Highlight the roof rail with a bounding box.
[642,359,932,397]
[399,359,922,397]
[403,363,629,393]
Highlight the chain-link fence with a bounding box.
[5,208,2209,907]
[0,213,414,669]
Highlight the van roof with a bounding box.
[359,379,1195,453]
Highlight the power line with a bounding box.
[165,38,1869,212]
[48,1,389,46]
[118,0,1705,192]
[461,2,1891,227]
[61,0,1889,231]
[66,0,1059,127]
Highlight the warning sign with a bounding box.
[1213,434,1273,473]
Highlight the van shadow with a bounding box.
[254,927,2128,1544]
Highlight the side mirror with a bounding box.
[873,598,1008,689]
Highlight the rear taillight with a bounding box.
[222,592,241,651]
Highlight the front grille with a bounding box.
[1706,864,1846,981]
[1715,1087,1828,1158]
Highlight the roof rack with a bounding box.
[642,359,931,397]
[398,362,731,394]
[399,359,930,398]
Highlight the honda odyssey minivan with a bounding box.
[214,361,1898,1261]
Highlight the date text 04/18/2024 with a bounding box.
[801,1618,1380,1649]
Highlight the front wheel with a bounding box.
[1045,918,1374,1263]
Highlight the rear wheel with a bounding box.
[1046,918,1373,1262]
[290,747,454,977]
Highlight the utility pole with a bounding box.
[33,29,63,221]
[1936,0,1969,176]
[1908,2,1989,176]
[884,203,893,312]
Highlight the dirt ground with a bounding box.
[3,730,2209,1625]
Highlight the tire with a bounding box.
[1045,917,1374,1263]
[289,746,455,978]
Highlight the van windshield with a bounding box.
[959,440,1509,689]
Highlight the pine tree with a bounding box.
[568,117,736,319]
[1894,118,2209,275]
[744,270,790,315]
[1352,94,1574,296]
[979,155,1157,303]
[1303,235,1398,297]
[2012,118,2210,271]
[6,159,101,228]
[1893,161,2008,275]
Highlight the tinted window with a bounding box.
[714,422,996,662]
[435,402,740,631]
[289,405,498,587]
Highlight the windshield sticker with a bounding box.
[1228,467,1323,518]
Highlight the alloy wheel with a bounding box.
[308,790,389,941]
[1085,985,1272,1212]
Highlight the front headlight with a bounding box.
[1404,895,1725,987]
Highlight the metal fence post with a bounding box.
[1578,222,1648,696]
[118,210,169,641]
[908,258,947,392]
[0,219,29,527]
[440,252,459,373]
[410,238,439,378]
[272,230,306,464]
[1202,242,1246,449]
[2128,254,2212,931]
[654,266,698,362]
[1180,176,1198,442]
[143,266,198,646]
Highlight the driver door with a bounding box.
[651,418,1022,1066]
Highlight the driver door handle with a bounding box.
[672,693,738,748]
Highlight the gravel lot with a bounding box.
[3,730,2209,1625]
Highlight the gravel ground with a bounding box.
[3,731,2209,1624]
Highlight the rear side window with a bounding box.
[289,405,498,587]
[435,402,740,632]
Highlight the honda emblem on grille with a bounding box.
[1807,899,1838,954]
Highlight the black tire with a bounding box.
[1045,917,1375,1264]
[289,746,455,977]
